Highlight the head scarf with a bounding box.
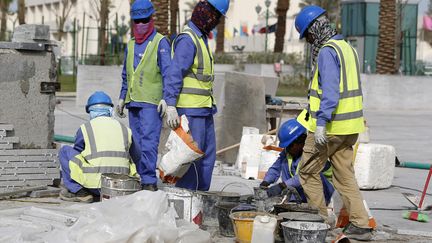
[133,18,155,44]
[89,105,113,120]
[308,15,337,72]
[191,1,222,35]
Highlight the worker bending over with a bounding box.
[59,91,140,203]
[261,119,334,205]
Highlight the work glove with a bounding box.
[259,181,270,189]
[315,125,328,145]
[157,99,167,118]
[166,106,180,129]
[282,185,303,204]
[115,99,126,118]
[266,182,285,198]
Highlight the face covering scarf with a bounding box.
[89,105,113,120]
[133,18,155,44]
[191,1,221,35]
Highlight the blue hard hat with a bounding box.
[208,0,230,16]
[131,0,155,20]
[278,119,307,148]
[295,5,326,39]
[86,91,113,113]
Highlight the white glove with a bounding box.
[115,99,126,118]
[166,106,180,129]
[315,125,328,145]
[157,99,167,118]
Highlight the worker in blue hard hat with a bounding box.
[295,5,372,241]
[261,119,334,205]
[163,0,230,191]
[58,91,140,203]
[116,0,171,191]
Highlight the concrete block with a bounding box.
[0,167,59,175]
[354,143,396,190]
[0,149,58,156]
[0,144,13,150]
[0,179,55,188]
[0,173,59,181]
[0,124,13,131]
[0,161,58,168]
[12,24,50,42]
[0,137,19,144]
[0,130,6,137]
[216,72,268,163]
[29,186,61,198]
[0,47,56,149]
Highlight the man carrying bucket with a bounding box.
[260,119,334,204]
[58,91,140,203]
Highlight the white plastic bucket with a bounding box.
[162,186,204,225]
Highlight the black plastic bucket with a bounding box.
[281,221,330,243]
[216,202,239,237]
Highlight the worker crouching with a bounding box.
[58,91,140,203]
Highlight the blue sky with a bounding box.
[8,0,431,15]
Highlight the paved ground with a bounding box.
[49,96,432,240]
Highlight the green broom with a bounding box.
[403,166,432,223]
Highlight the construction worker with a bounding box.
[165,0,230,191]
[58,91,140,203]
[261,119,334,205]
[295,6,372,241]
[116,0,171,191]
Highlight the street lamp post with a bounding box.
[264,0,271,53]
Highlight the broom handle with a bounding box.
[418,166,432,209]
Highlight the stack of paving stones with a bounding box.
[0,124,59,193]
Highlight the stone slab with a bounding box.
[12,24,50,42]
[0,179,55,188]
[0,137,19,144]
[0,124,13,131]
[0,149,58,156]
[0,144,13,149]
[0,161,58,168]
[0,155,57,162]
[0,174,60,181]
[29,186,61,198]
[0,168,59,175]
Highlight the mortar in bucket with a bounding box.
[281,221,330,243]
[230,211,273,243]
[100,173,141,201]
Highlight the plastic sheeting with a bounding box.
[0,190,211,243]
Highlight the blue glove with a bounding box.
[266,183,284,197]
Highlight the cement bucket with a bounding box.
[162,186,204,226]
[100,173,141,201]
[281,221,330,243]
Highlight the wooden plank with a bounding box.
[0,161,58,168]
[0,149,58,156]
[0,168,59,175]
[0,173,60,181]
[0,155,57,162]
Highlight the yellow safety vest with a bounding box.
[287,155,299,178]
[125,34,164,105]
[298,39,365,135]
[174,26,215,108]
[69,116,137,189]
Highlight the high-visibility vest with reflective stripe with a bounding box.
[69,116,137,189]
[174,26,215,108]
[299,39,365,135]
[125,33,164,105]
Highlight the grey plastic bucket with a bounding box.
[281,221,330,243]
[100,173,141,201]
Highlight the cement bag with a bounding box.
[158,115,204,184]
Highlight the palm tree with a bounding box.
[18,0,25,25]
[216,17,225,53]
[376,0,397,74]
[170,0,179,36]
[154,0,169,36]
[274,0,290,53]
[0,0,13,41]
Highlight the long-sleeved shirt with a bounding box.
[119,29,171,108]
[263,149,334,204]
[315,34,345,127]
[165,21,216,117]
[73,120,141,165]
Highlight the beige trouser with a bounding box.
[299,132,370,228]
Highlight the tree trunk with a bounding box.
[216,17,225,53]
[154,0,169,36]
[99,0,109,65]
[274,0,290,53]
[170,0,179,37]
[376,0,397,74]
[18,0,25,25]
[0,0,8,41]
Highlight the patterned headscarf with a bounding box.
[191,0,222,35]
[308,15,337,72]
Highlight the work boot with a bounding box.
[141,184,158,191]
[59,188,94,203]
[343,222,373,241]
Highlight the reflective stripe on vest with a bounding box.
[125,34,164,105]
[175,26,215,108]
[69,117,133,188]
[303,39,365,135]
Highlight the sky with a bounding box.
[7,0,431,17]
